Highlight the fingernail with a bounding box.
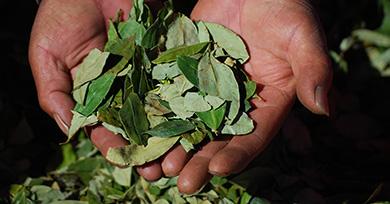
[54,114,69,134]
[209,170,229,177]
[315,86,330,116]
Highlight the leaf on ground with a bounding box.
[106,136,180,166]
[112,166,132,187]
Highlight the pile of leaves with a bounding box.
[9,133,268,204]
[67,0,257,167]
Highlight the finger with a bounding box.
[88,126,163,180]
[161,144,191,177]
[98,0,163,22]
[88,126,128,156]
[288,13,333,116]
[209,86,294,176]
[29,45,74,134]
[137,162,163,181]
[177,139,229,194]
[98,0,132,21]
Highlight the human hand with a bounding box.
[151,0,333,194]
[28,0,164,180]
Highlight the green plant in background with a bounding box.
[9,132,268,204]
[331,0,390,75]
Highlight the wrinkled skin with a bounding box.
[29,0,332,194]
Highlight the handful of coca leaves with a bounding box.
[68,0,257,167]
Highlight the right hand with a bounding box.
[29,0,163,180]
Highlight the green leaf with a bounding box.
[198,54,240,121]
[168,96,194,119]
[67,157,106,184]
[204,22,249,63]
[57,143,77,169]
[97,107,121,127]
[152,63,181,80]
[106,20,120,42]
[106,136,180,166]
[12,188,34,204]
[118,19,146,45]
[205,95,225,109]
[112,166,132,187]
[179,138,194,152]
[30,185,65,203]
[353,29,390,47]
[105,36,136,59]
[119,93,150,145]
[117,64,132,77]
[245,80,257,100]
[184,92,211,112]
[196,103,227,131]
[74,72,116,116]
[143,120,196,137]
[67,111,98,142]
[182,130,206,145]
[126,52,152,97]
[73,48,110,89]
[196,21,210,42]
[221,113,254,135]
[72,82,89,105]
[145,93,172,115]
[176,55,199,86]
[159,75,194,101]
[166,14,199,49]
[239,192,252,204]
[153,42,209,64]
[51,201,88,204]
[102,122,128,140]
[141,21,161,49]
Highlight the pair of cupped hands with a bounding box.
[29,0,332,194]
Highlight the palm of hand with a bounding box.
[167,0,331,194]
[29,0,109,126]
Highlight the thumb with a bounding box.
[289,16,333,116]
[29,42,74,134]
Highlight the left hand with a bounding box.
[139,0,332,194]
